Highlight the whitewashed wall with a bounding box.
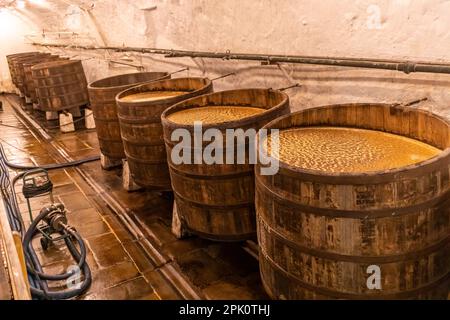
[2,0,450,119]
[0,9,36,92]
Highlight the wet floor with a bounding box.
[0,94,267,300]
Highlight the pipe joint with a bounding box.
[398,62,417,74]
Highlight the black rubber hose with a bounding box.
[9,155,100,171]
[25,246,51,299]
[0,158,24,233]
[28,233,92,300]
[23,206,87,280]
[0,138,94,299]
[0,143,100,171]
[22,205,91,299]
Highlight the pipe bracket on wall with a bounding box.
[141,5,157,11]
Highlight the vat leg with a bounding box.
[100,153,122,170]
[85,108,96,129]
[122,160,142,192]
[59,112,75,133]
[45,111,59,121]
[171,201,190,239]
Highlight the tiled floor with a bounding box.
[0,94,267,300]
[0,96,158,300]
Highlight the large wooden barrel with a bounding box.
[161,88,290,241]
[6,52,41,90]
[32,60,89,112]
[116,77,213,190]
[22,55,62,101]
[256,103,450,300]
[88,72,170,161]
[6,52,39,84]
[14,53,52,96]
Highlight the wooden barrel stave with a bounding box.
[15,54,52,96]
[162,88,291,241]
[256,103,450,299]
[23,56,63,102]
[31,60,89,112]
[121,121,171,187]
[117,77,213,190]
[88,72,170,160]
[6,52,40,87]
[9,53,49,94]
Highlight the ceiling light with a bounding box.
[16,0,25,9]
[28,0,46,5]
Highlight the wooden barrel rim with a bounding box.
[9,55,45,65]
[257,153,450,185]
[31,59,79,72]
[15,54,52,68]
[6,52,39,58]
[16,53,51,64]
[88,72,170,92]
[23,57,58,68]
[116,77,213,107]
[23,57,68,70]
[161,88,290,131]
[257,103,450,184]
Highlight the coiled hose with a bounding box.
[0,142,98,299]
[22,204,92,299]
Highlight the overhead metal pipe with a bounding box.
[32,42,450,75]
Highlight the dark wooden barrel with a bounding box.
[6,52,41,90]
[255,103,450,300]
[88,72,170,160]
[22,55,61,101]
[116,77,213,190]
[6,52,39,85]
[161,88,290,241]
[32,60,89,112]
[15,53,52,96]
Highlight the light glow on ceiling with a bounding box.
[28,0,46,5]
[16,0,25,9]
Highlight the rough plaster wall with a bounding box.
[0,10,36,92]
[3,0,450,119]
